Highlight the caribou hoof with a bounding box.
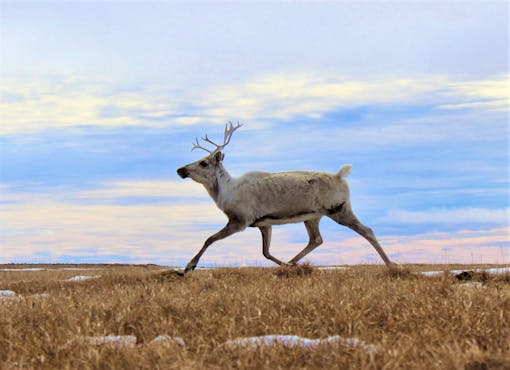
[387,262,400,270]
[184,262,196,273]
[279,262,294,267]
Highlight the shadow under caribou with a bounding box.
[177,123,395,272]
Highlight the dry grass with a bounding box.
[1,264,509,369]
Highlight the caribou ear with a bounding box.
[214,151,224,163]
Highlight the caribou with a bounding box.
[177,122,395,272]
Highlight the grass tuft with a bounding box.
[383,264,416,280]
[464,356,510,370]
[272,262,315,278]
[151,269,186,282]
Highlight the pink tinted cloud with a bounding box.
[1,188,508,265]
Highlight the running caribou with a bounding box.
[177,123,395,272]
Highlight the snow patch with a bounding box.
[0,268,45,271]
[420,270,448,276]
[454,282,485,290]
[0,290,50,301]
[149,335,185,347]
[0,290,17,299]
[67,335,185,349]
[66,275,97,282]
[420,267,510,277]
[221,335,379,353]
[0,267,104,272]
[484,267,510,274]
[70,335,137,348]
[62,334,380,353]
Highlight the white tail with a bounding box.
[337,164,352,178]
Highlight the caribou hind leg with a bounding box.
[288,218,323,265]
[259,226,289,266]
[327,204,394,268]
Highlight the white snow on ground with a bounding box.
[0,268,45,271]
[65,275,97,282]
[0,290,17,299]
[453,282,485,290]
[63,334,380,353]
[420,267,510,276]
[317,266,349,271]
[67,335,184,349]
[420,270,449,276]
[0,267,105,272]
[0,290,50,301]
[149,335,185,347]
[221,335,380,353]
[70,335,137,348]
[484,267,510,274]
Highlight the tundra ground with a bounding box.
[1,264,509,369]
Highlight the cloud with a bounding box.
[1,179,508,265]
[0,198,226,264]
[76,180,209,201]
[0,78,183,135]
[2,200,508,265]
[384,208,510,224]
[317,225,510,264]
[0,190,309,265]
[440,76,509,111]
[195,74,446,121]
[380,226,510,264]
[1,73,507,135]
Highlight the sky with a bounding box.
[0,1,508,267]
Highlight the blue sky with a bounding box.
[0,1,508,266]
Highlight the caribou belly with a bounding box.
[251,212,320,227]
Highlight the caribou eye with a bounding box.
[199,161,208,168]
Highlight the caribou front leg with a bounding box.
[184,220,245,273]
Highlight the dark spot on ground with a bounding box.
[455,271,474,281]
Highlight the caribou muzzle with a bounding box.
[177,167,189,179]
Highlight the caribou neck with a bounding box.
[204,163,232,204]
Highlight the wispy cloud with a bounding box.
[193,74,487,122]
[2,194,508,265]
[0,188,309,265]
[1,73,507,135]
[384,208,510,224]
[440,76,509,111]
[381,226,510,264]
[0,78,183,135]
[318,225,510,264]
[1,180,508,265]
[76,180,209,201]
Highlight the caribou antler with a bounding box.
[191,137,213,154]
[191,121,243,155]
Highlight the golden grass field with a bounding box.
[1,264,509,369]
